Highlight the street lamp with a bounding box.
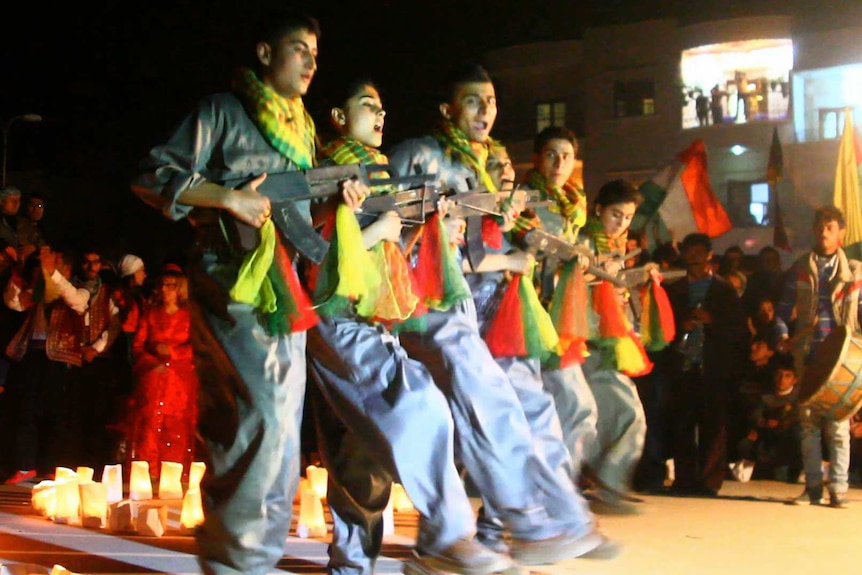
[2,113,43,187]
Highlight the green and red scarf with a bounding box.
[229,67,319,335]
[314,137,423,326]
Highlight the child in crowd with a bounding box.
[732,353,801,482]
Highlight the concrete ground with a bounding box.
[1,479,860,574]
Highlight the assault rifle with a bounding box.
[519,229,627,294]
[359,185,550,269]
[223,163,431,263]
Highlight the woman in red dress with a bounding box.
[127,264,198,480]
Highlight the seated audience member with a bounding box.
[731,354,801,483]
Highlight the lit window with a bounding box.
[537,100,566,132]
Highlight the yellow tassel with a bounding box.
[615,336,648,375]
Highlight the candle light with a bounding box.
[296,482,326,538]
[55,467,77,481]
[76,466,95,483]
[31,480,57,517]
[188,461,206,490]
[129,461,153,501]
[158,462,184,500]
[101,464,123,504]
[80,481,108,529]
[306,464,328,500]
[391,483,415,513]
[179,486,204,532]
[53,479,81,525]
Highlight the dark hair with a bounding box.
[813,205,845,229]
[533,126,578,155]
[652,242,680,266]
[593,179,641,210]
[335,78,381,111]
[254,10,320,53]
[680,232,712,253]
[724,245,744,258]
[443,63,493,103]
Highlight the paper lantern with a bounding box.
[188,461,206,490]
[55,467,77,481]
[129,461,153,501]
[108,500,135,532]
[158,462,184,500]
[136,503,167,537]
[296,483,326,538]
[179,486,204,532]
[76,467,94,483]
[80,481,108,529]
[31,480,57,517]
[306,465,328,500]
[53,479,81,525]
[390,483,415,513]
[101,464,124,504]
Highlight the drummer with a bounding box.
[777,205,862,508]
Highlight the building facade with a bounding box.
[483,7,862,253]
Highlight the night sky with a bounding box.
[0,0,825,265]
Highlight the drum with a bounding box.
[798,325,862,421]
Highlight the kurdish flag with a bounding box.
[633,139,732,245]
[832,109,862,261]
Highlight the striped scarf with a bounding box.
[583,216,628,255]
[433,121,498,193]
[234,67,316,169]
[526,169,587,242]
[319,136,386,167]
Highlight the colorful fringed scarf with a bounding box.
[544,259,592,368]
[433,121,504,248]
[230,67,318,334]
[483,266,560,360]
[312,204,384,318]
[319,137,389,181]
[411,213,471,311]
[234,68,316,170]
[591,280,653,377]
[229,220,318,334]
[524,169,587,243]
[583,216,628,256]
[316,138,422,325]
[637,275,677,352]
[582,217,651,376]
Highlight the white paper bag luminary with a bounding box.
[188,461,206,490]
[136,503,168,537]
[306,465,328,500]
[55,467,78,481]
[390,483,414,513]
[53,479,81,525]
[296,482,326,538]
[75,466,94,483]
[31,480,57,517]
[158,462,184,500]
[79,481,108,528]
[179,486,204,532]
[101,464,124,504]
[129,461,153,501]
